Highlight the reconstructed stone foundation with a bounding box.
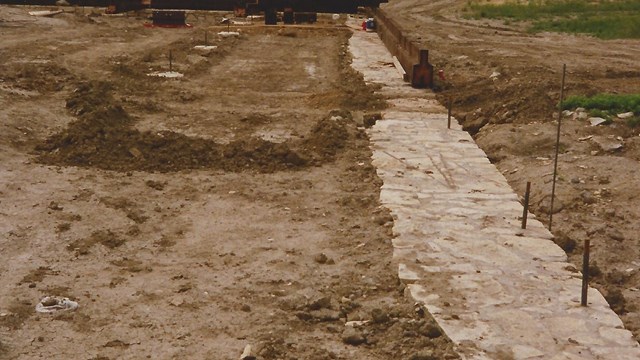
[349,21,640,360]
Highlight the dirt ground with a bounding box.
[0,6,459,360]
[382,0,640,342]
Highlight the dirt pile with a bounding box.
[36,81,359,173]
[441,74,560,135]
[302,110,350,158]
[0,61,74,93]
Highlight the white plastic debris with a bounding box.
[218,31,240,37]
[36,296,78,313]
[617,112,634,119]
[29,10,63,17]
[194,45,218,51]
[589,117,607,126]
[345,320,369,327]
[147,71,184,78]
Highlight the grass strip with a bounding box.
[466,0,640,39]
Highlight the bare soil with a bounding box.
[0,6,457,360]
[383,0,640,341]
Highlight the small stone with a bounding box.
[599,176,611,185]
[574,112,588,120]
[169,296,184,307]
[581,191,596,204]
[422,322,442,338]
[240,304,251,312]
[539,197,564,214]
[309,296,331,310]
[129,147,143,159]
[570,177,580,184]
[373,214,393,226]
[342,327,366,345]
[371,308,389,324]
[609,229,625,242]
[41,298,57,307]
[314,253,328,264]
[48,201,63,211]
[591,135,623,152]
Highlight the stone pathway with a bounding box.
[348,21,640,360]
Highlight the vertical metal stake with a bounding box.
[447,97,452,129]
[549,64,566,231]
[521,181,531,229]
[169,50,173,72]
[581,239,590,306]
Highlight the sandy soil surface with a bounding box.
[0,6,459,360]
[382,0,640,341]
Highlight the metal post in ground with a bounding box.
[447,97,452,129]
[549,64,566,231]
[521,181,531,229]
[169,50,173,72]
[581,239,590,306]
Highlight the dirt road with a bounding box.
[383,0,640,341]
[0,7,458,360]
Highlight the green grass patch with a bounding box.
[562,93,640,126]
[562,93,640,113]
[466,0,640,39]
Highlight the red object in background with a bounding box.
[362,21,367,31]
[438,69,445,81]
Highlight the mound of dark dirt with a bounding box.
[0,61,74,93]
[302,110,351,159]
[438,75,559,136]
[35,82,352,173]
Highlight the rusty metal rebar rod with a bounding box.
[549,64,566,231]
[581,239,590,306]
[447,97,452,129]
[521,181,531,229]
